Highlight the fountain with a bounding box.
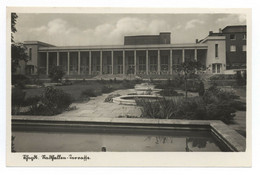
[134,83,161,95]
[113,83,162,105]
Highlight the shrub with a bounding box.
[210,74,236,80]
[136,98,179,119]
[122,80,135,89]
[206,103,236,123]
[157,98,178,119]
[154,78,184,90]
[12,87,26,114]
[229,100,246,111]
[101,85,113,93]
[109,79,113,84]
[159,88,184,96]
[49,66,65,82]
[26,87,73,115]
[203,85,239,104]
[183,79,201,92]
[12,74,31,88]
[175,97,207,120]
[137,85,240,124]
[23,96,41,106]
[134,78,142,84]
[135,98,161,118]
[209,80,237,87]
[62,79,72,86]
[81,88,99,99]
[40,87,73,115]
[236,71,246,86]
[198,81,205,96]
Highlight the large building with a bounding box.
[20,25,246,77]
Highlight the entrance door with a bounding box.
[217,64,221,73]
[212,64,222,74]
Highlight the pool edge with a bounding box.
[11,115,246,152]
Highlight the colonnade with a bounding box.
[44,48,199,75]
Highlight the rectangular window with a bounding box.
[230,34,236,40]
[106,56,111,65]
[243,45,246,51]
[150,56,157,64]
[243,34,246,40]
[230,45,236,52]
[139,56,146,64]
[117,56,123,64]
[128,56,134,64]
[217,64,221,73]
[28,48,32,60]
[161,55,168,64]
[215,44,218,58]
[212,64,216,73]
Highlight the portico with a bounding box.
[38,45,207,76]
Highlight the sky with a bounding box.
[13,13,246,46]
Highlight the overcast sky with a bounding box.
[13,13,246,46]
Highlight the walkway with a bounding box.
[56,88,142,119]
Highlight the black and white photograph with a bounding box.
[5,7,252,167]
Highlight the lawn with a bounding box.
[24,80,137,101]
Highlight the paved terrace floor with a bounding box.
[56,88,142,119]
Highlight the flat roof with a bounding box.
[24,41,55,47]
[38,43,208,52]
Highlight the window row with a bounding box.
[230,45,246,52]
[230,34,246,40]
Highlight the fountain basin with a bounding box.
[134,83,161,95]
[135,88,162,95]
[113,95,163,105]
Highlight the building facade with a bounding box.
[22,26,246,77]
[208,25,247,70]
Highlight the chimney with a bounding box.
[209,31,213,35]
[195,39,199,43]
[219,28,222,33]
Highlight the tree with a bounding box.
[11,13,29,73]
[174,60,204,99]
[11,13,18,43]
[11,43,28,73]
[49,66,65,82]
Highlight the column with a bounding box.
[134,50,137,75]
[194,49,197,61]
[78,51,81,75]
[123,50,125,75]
[67,52,70,75]
[170,50,173,75]
[182,49,185,63]
[57,52,60,66]
[146,50,149,75]
[89,51,91,75]
[100,51,102,75]
[111,51,114,75]
[157,50,160,74]
[46,52,49,75]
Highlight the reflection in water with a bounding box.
[12,130,224,152]
[185,138,192,152]
[145,136,215,152]
[185,137,214,152]
[145,136,174,144]
[11,136,16,152]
